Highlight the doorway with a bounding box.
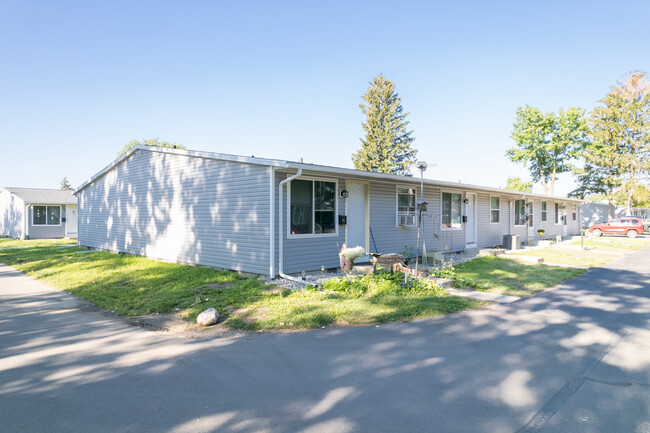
[346,182,369,254]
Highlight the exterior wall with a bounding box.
[78,150,271,275]
[581,202,650,228]
[0,190,24,239]
[27,204,67,238]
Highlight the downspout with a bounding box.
[278,169,307,285]
[269,167,275,279]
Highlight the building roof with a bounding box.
[76,145,582,203]
[3,187,77,205]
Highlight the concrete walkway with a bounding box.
[447,287,520,303]
[1,248,649,433]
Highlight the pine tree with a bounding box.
[352,75,417,175]
[60,177,73,191]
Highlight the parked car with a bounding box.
[644,219,650,232]
[589,217,645,238]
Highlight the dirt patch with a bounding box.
[123,312,243,339]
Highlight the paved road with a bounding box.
[1,249,649,433]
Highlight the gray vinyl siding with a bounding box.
[0,190,24,239]
[27,204,67,238]
[78,150,270,275]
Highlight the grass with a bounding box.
[512,248,615,267]
[452,256,587,297]
[0,237,77,248]
[569,238,650,251]
[0,242,483,330]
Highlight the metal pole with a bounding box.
[579,203,584,251]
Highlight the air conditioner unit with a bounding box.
[398,215,415,227]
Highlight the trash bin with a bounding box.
[503,234,520,250]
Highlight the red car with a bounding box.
[589,217,645,238]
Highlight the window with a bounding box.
[526,202,533,226]
[397,187,416,226]
[572,204,577,221]
[554,203,560,224]
[490,197,500,223]
[33,205,60,225]
[290,179,336,235]
[541,201,547,222]
[514,200,526,225]
[442,192,461,229]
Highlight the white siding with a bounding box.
[78,150,270,275]
[0,189,24,239]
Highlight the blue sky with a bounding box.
[1,0,648,196]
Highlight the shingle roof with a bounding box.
[3,187,77,205]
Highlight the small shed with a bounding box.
[0,187,78,239]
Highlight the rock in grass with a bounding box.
[197,308,219,326]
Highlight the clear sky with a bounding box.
[1,0,648,196]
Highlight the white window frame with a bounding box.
[514,199,526,226]
[396,185,417,227]
[490,196,500,224]
[541,201,547,222]
[441,190,462,230]
[287,177,339,239]
[32,205,61,226]
[554,202,561,225]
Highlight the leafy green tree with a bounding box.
[353,74,417,175]
[118,138,186,157]
[613,183,650,208]
[504,176,532,192]
[60,177,73,191]
[507,105,588,195]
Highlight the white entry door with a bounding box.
[465,193,477,246]
[66,205,78,236]
[563,206,568,236]
[526,202,534,239]
[346,182,368,254]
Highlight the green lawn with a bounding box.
[0,237,77,248]
[452,256,587,297]
[512,248,614,267]
[569,238,650,250]
[0,242,482,330]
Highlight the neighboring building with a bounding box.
[582,202,650,228]
[0,187,78,239]
[76,146,582,277]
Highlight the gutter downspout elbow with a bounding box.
[279,169,308,286]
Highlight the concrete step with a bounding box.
[508,255,544,264]
[479,248,505,257]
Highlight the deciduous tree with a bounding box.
[118,138,185,157]
[504,176,532,192]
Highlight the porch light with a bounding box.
[340,189,349,198]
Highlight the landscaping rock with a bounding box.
[197,308,219,326]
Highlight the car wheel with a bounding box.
[592,229,602,237]
[627,230,638,238]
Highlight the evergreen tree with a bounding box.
[60,177,73,191]
[353,75,417,175]
[118,138,186,157]
[615,72,650,215]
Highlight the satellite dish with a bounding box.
[416,161,428,172]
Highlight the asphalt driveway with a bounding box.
[0,249,649,432]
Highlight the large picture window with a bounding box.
[490,196,500,223]
[397,187,416,226]
[442,192,461,229]
[514,200,526,225]
[290,179,336,235]
[33,205,60,226]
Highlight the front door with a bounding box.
[563,206,568,236]
[465,193,477,246]
[526,202,534,240]
[346,182,369,254]
[66,205,78,236]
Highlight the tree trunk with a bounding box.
[627,171,635,216]
[549,167,556,196]
[607,188,614,220]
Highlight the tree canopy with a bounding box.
[118,138,186,157]
[504,176,532,192]
[507,105,588,196]
[352,74,417,175]
[60,177,73,191]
